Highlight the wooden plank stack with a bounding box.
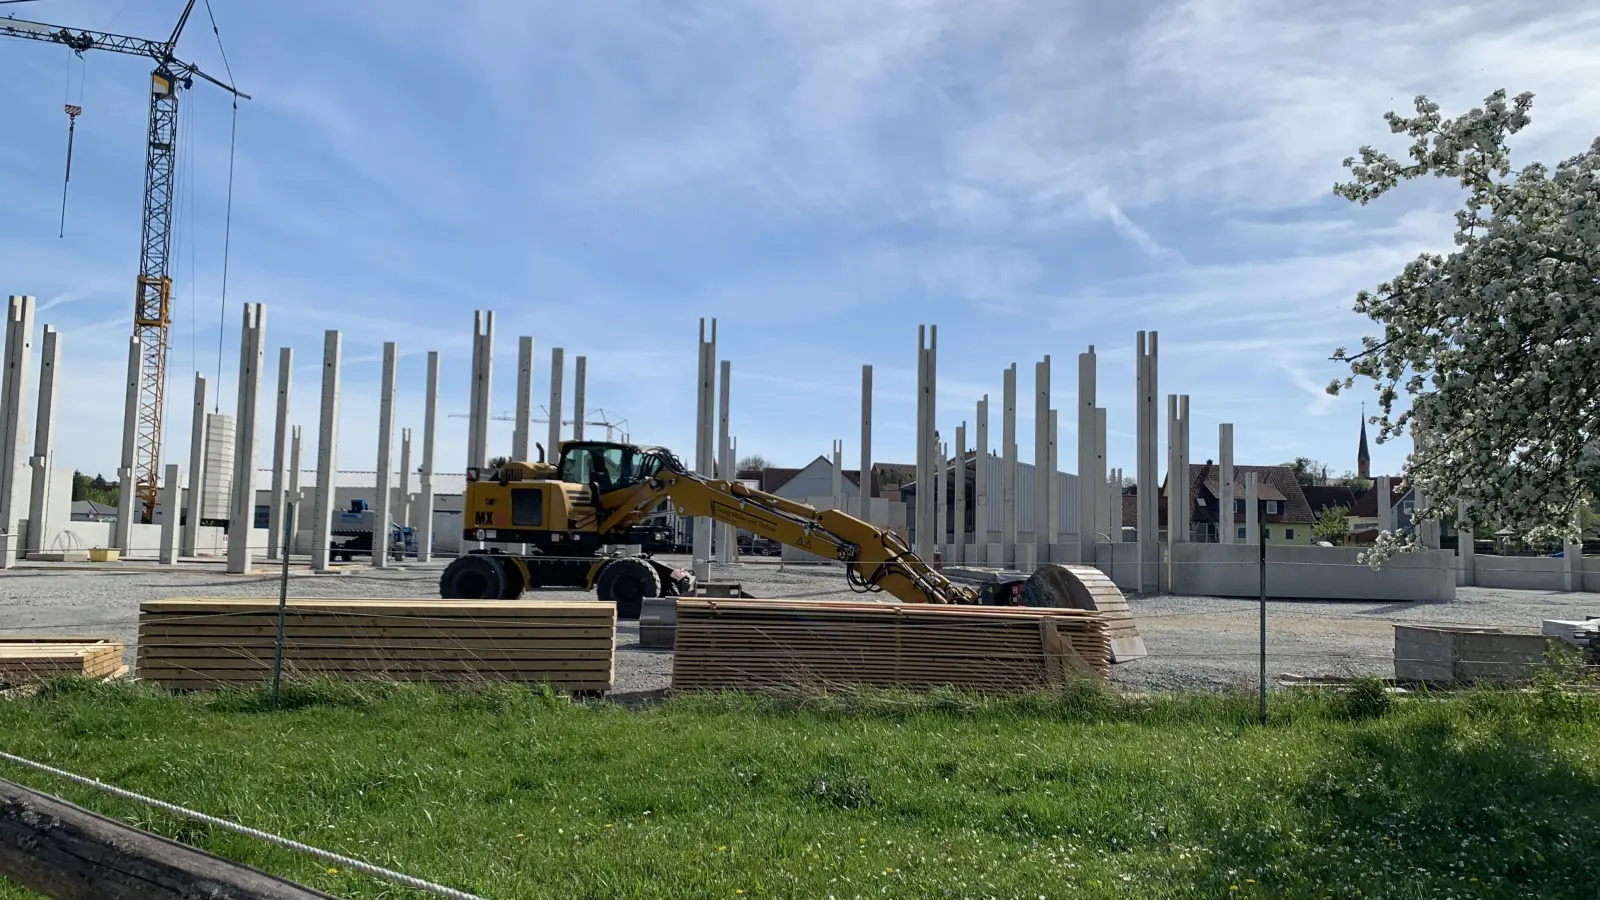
[0,636,126,687]
[136,599,616,692]
[671,599,1110,694]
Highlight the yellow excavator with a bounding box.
[440,440,1059,617]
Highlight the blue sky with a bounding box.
[2,0,1598,483]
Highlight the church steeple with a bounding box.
[1357,404,1371,479]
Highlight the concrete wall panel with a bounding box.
[1169,542,1455,602]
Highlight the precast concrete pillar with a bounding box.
[159,464,181,565]
[311,330,342,572]
[859,365,873,521]
[974,395,988,547]
[417,350,439,563]
[373,341,397,569]
[182,373,208,557]
[0,296,36,565]
[1219,423,1235,544]
[547,347,565,460]
[1077,347,1097,563]
[718,359,732,562]
[1245,472,1261,549]
[399,428,413,532]
[1001,363,1017,568]
[573,355,587,441]
[115,335,141,551]
[226,303,266,575]
[1033,356,1051,562]
[24,325,59,559]
[1377,476,1393,534]
[1136,331,1159,591]
[954,423,966,563]
[513,335,534,462]
[267,348,293,559]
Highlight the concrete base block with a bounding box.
[28,550,89,562]
[986,543,1004,567]
[1014,543,1036,573]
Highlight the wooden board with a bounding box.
[670,599,1109,695]
[0,636,125,687]
[136,598,615,692]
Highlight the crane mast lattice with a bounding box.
[1,2,249,520]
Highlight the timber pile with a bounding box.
[671,599,1110,694]
[136,599,615,691]
[0,637,126,687]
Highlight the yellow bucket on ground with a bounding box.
[87,548,120,563]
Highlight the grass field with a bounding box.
[1,679,1597,899]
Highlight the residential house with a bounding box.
[1126,462,1318,545]
[70,499,117,523]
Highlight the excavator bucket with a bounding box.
[1021,564,1147,662]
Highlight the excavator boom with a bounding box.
[596,448,979,605]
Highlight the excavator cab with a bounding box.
[555,442,663,494]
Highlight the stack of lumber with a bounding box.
[137,599,615,691]
[0,636,126,687]
[671,599,1110,694]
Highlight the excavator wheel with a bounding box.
[440,554,507,600]
[596,556,661,621]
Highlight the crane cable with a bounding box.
[57,50,86,237]
[206,0,236,413]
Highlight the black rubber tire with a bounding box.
[440,554,506,600]
[499,558,527,599]
[596,557,660,621]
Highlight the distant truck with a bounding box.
[328,499,414,562]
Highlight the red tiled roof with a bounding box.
[1350,477,1405,517]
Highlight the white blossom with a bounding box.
[1328,90,1600,565]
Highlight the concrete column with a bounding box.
[1136,331,1160,591]
[399,428,413,531]
[692,320,716,580]
[311,330,342,572]
[860,365,873,520]
[1092,406,1107,544]
[573,355,587,441]
[287,426,302,556]
[0,297,36,564]
[24,325,59,559]
[469,310,494,470]
[1077,348,1097,564]
[915,326,937,560]
[182,373,208,557]
[513,335,534,462]
[1457,498,1475,586]
[933,435,945,557]
[226,303,266,575]
[1181,397,1191,541]
[927,327,938,553]
[1001,363,1018,568]
[266,348,293,559]
[547,347,565,459]
[974,395,988,547]
[1033,357,1051,562]
[158,464,181,565]
[954,423,966,563]
[1047,408,1059,552]
[1219,424,1235,544]
[1245,472,1260,548]
[717,359,732,562]
[114,335,141,552]
[1376,476,1393,533]
[417,350,438,563]
[373,341,397,568]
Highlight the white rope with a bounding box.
[0,750,487,900]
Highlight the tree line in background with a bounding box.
[71,471,118,507]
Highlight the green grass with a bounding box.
[1,679,1598,899]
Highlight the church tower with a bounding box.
[1357,407,1371,479]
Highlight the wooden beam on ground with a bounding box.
[0,777,335,900]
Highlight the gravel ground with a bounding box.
[1,555,1595,696]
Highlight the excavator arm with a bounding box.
[593,448,978,605]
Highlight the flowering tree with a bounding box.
[1328,90,1599,564]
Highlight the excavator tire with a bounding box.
[440,554,507,600]
[596,556,661,621]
